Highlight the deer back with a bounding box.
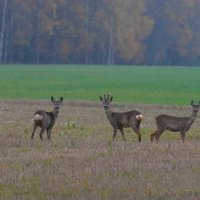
[156,114,188,131]
[34,110,54,127]
[108,110,142,128]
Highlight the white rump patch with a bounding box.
[136,114,143,121]
[34,114,43,120]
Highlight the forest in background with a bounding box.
[1,0,200,65]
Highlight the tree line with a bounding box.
[1,0,200,65]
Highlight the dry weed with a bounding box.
[0,100,200,200]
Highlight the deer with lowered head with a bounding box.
[150,100,200,142]
[99,95,143,142]
[31,96,63,140]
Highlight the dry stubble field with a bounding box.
[1,100,200,200]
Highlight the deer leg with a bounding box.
[150,127,161,142]
[150,130,157,142]
[31,124,37,139]
[113,128,117,142]
[119,128,126,141]
[155,128,165,142]
[180,131,185,142]
[39,127,45,141]
[46,128,52,140]
[131,125,141,142]
[47,123,55,140]
[135,120,141,130]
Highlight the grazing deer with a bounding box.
[31,96,63,140]
[150,100,200,142]
[99,95,143,142]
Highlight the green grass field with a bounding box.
[0,65,199,105]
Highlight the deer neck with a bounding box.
[188,109,198,124]
[52,107,60,118]
[105,107,113,121]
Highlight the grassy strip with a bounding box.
[0,65,199,105]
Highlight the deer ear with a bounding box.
[51,96,54,102]
[99,96,103,101]
[110,96,113,102]
[60,97,63,102]
[191,100,194,105]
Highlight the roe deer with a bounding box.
[31,96,63,140]
[150,100,200,142]
[99,95,143,142]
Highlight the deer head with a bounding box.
[51,96,63,109]
[99,94,113,110]
[191,100,200,112]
